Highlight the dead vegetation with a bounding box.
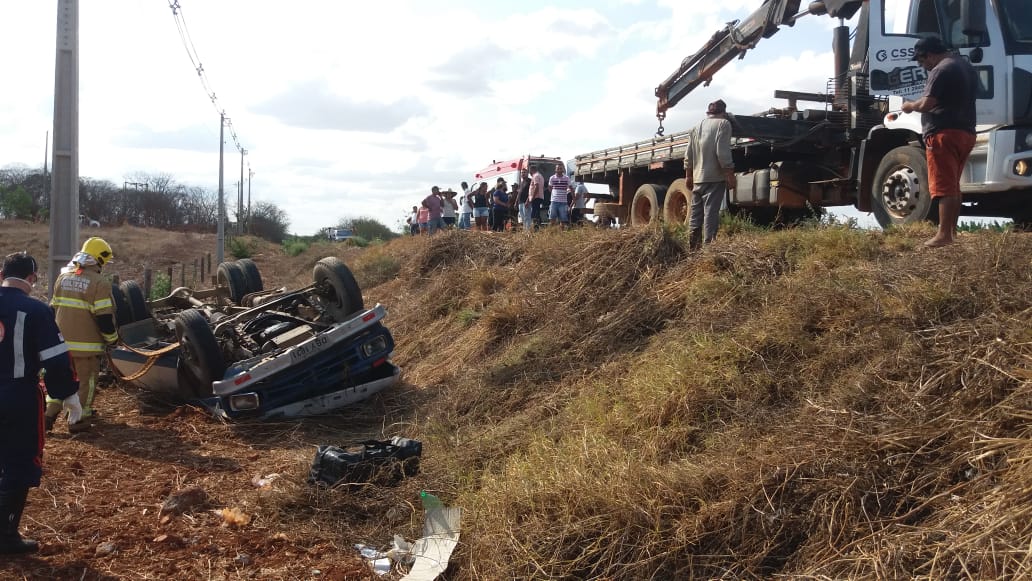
[2,221,1032,579]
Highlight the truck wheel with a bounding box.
[217,261,248,305]
[663,178,691,226]
[110,283,133,327]
[174,309,224,398]
[631,184,667,227]
[121,280,150,321]
[236,258,264,294]
[313,257,364,323]
[871,145,936,228]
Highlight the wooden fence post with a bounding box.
[143,268,152,299]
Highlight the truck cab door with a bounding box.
[869,0,1007,126]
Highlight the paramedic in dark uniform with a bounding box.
[0,252,80,554]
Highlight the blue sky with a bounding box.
[1,1,875,234]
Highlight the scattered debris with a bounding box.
[251,473,281,488]
[215,507,251,528]
[95,541,118,557]
[159,485,210,516]
[401,494,461,581]
[309,436,422,489]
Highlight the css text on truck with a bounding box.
[576,0,1032,230]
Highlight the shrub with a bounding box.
[228,236,259,259]
[149,273,171,300]
[282,238,309,257]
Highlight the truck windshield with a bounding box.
[884,0,1020,50]
[998,0,1032,53]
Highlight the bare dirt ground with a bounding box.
[1,224,417,580]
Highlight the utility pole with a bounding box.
[48,0,79,298]
[247,167,253,235]
[217,113,225,265]
[238,149,246,235]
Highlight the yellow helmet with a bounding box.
[81,237,114,266]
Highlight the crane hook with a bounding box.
[655,112,666,137]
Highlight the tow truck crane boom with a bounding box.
[653,0,864,133]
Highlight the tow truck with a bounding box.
[576,0,1032,229]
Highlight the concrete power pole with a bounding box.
[238,149,246,235]
[48,0,79,297]
[247,168,253,235]
[217,113,225,265]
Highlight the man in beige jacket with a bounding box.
[684,99,735,249]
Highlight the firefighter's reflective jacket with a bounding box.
[51,266,118,354]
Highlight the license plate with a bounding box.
[290,335,329,364]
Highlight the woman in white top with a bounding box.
[442,190,458,229]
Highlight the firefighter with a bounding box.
[0,252,79,554]
[45,237,118,433]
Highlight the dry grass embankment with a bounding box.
[358,224,1032,579]
[1,221,1031,579]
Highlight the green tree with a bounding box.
[336,216,399,242]
[250,200,290,243]
[0,186,34,219]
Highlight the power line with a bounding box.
[165,0,246,154]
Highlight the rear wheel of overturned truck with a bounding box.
[174,309,225,398]
[630,184,667,227]
[110,283,133,327]
[871,145,936,228]
[121,280,150,322]
[313,257,364,323]
[217,261,248,305]
[662,178,691,226]
[236,258,264,295]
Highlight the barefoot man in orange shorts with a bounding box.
[901,35,978,248]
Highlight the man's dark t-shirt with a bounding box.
[921,55,978,136]
[518,176,530,204]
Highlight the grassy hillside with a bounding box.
[354,224,1032,579]
[2,220,1031,579]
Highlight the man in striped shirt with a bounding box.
[547,163,571,228]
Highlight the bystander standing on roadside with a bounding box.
[458,188,473,230]
[471,182,491,231]
[528,165,545,229]
[684,99,734,249]
[547,163,572,228]
[571,180,589,225]
[442,189,458,229]
[491,178,510,232]
[407,206,419,236]
[900,35,978,248]
[422,186,446,236]
[509,183,520,230]
[517,168,532,231]
[417,204,430,236]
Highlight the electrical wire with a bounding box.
[166,0,245,154]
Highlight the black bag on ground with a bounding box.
[308,436,422,488]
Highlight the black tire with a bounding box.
[110,283,133,327]
[121,280,150,321]
[630,184,667,227]
[662,178,691,226]
[871,145,937,228]
[313,257,364,323]
[217,261,248,305]
[236,258,263,295]
[174,309,224,398]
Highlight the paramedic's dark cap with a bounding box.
[911,35,947,60]
[2,252,38,279]
[707,99,727,114]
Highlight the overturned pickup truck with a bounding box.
[108,257,400,420]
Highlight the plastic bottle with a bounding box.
[420,490,443,510]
